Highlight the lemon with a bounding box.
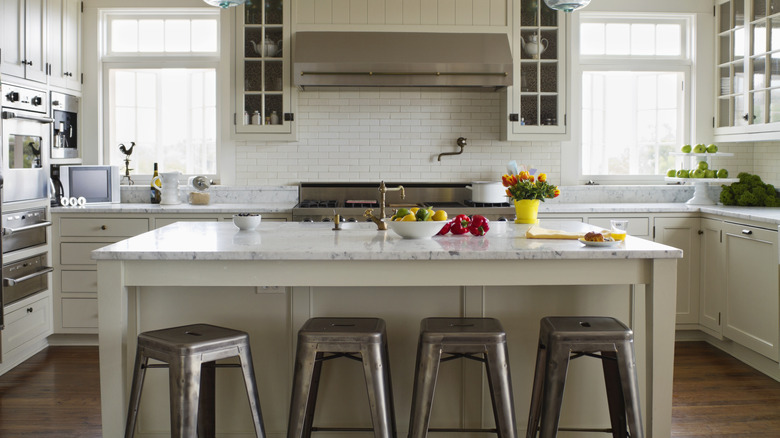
[410,207,420,214]
[402,214,417,221]
[432,210,448,221]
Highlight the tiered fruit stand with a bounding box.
[664,152,738,205]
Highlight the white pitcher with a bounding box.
[152,171,181,205]
[520,33,549,59]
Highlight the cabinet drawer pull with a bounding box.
[742,229,753,235]
[27,307,33,313]
[100,225,107,230]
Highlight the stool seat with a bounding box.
[288,317,397,438]
[124,323,265,438]
[409,317,517,438]
[526,316,643,438]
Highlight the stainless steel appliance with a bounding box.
[1,207,52,308]
[50,91,79,159]
[292,182,514,223]
[2,254,51,306]
[1,83,51,203]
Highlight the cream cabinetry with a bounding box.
[502,0,567,140]
[47,0,81,91]
[234,0,296,139]
[0,292,53,375]
[698,218,725,335]
[0,0,47,83]
[653,217,701,326]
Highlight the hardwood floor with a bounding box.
[1,341,779,436]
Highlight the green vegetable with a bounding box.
[720,172,780,207]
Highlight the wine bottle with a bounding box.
[150,162,161,204]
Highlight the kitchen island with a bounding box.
[93,221,681,438]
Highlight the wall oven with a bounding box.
[1,83,51,203]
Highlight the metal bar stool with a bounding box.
[526,316,643,438]
[287,317,397,438]
[408,317,518,438]
[124,323,266,438]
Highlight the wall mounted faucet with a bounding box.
[437,137,467,161]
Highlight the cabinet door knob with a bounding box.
[742,229,752,235]
[698,230,704,235]
[27,307,33,313]
[101,225,107,230]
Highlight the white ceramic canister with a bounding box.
[466,181,508,203]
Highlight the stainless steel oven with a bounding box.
[1,83,51,203]
[2,207,50,254]
[2,253,51,306]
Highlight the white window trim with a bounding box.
[98,8,224,184]
[563,11,701,186]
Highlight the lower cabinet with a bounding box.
[653,217,701,326]
[699,218,725,335]
[0,293,53,374]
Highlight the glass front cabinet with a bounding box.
[234,0,295,138]
[715,0,780,140]
[502,0,567,141]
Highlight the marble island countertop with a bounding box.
[92,220,682,262]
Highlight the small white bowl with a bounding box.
[233,214,262,230]
[383,219,448,239]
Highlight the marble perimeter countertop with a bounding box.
[51,202,297,214]
[92,220,683,262]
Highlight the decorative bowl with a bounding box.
[233,214,262,230]
[383,219,448,239]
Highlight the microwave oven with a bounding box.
[59,165,121,204]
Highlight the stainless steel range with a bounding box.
[292,182,515,222]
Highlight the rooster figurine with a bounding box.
[119,142,135,185]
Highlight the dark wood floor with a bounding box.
[1,342,779,436]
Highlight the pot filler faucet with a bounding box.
[365,181,405,230]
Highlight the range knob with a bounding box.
[5,91,19,102]
[31,96,43,106]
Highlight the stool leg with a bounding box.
[287,342,320,438]
[238,343,267,438]
[601,351,627,438]
[485,343,518,438]
[616,342,644,438]
[408,340,442,438]
[169,355,202,438]
[525,341,548,438]
[124,346,149,438]
[361,342,397,438]
[538,343,572,438]
[198,361,216,438]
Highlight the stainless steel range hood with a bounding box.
[293,32,513,89]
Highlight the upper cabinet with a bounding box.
[1,0,48,84]
[714,0,780,141]
[47,0,82,91]
[501,0,567,141]
[234,0,296,140]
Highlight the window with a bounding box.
[572,14,694,183]
[101,10,219,177]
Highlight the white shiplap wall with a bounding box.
[295,0,507,26]
[234,88,560,185]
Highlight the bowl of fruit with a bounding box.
[384,207,449,239]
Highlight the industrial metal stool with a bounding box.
[408,317,518,438]
[287,317,397,438]
[526,316,643,438]
[124,323,266,438]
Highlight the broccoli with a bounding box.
[720,172,780,206]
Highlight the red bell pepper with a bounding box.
[436,221,452,235]
[469,215,490,236]
[450,215,471,235]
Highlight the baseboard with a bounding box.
[46,333,98,346]
[676,329,780,382]
[0,338,48,377]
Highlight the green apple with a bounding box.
[705,169,716,178]
[717,169,729,178]
[681,144,692,153]
[692,169,705,178]
[677,169,690,178]
[693,144,707,153]
[666,169,677,177]
[697,161,709,170]
[706,144,718,153]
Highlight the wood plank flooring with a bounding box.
[0,342,779,436]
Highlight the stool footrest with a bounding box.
[427,427,498,433]
[311,426,375,432]
[558,426,620,434]
[142,363,242,369]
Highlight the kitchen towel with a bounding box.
[525,225,586,240]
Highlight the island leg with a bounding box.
[98,260,129,438]
[645,258,677,437]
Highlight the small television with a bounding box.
[59,165,121,204]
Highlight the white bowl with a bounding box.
[233,214,262,230]
[383,219,448,239]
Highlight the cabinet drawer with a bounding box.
[3,295,51,355]
[61,270,97,293]
[59,217,149,237]
[60,243,109,265]
[588,217,650,237]
[61,298,98,329]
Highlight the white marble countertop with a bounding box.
[92,220,682,262]
[51,202,296,214]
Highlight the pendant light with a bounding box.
[203,0,247,8]
[544,0,591,12]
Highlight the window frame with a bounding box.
[564,12,697,185]
[99,8,222,184]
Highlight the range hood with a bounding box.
[293,32,513,89]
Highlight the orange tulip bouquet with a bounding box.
[501,164,560,224]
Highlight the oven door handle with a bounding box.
[3,266,53,287]
[1,111,54,124]
[2,221,53,236]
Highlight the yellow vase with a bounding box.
[514,199,540,224]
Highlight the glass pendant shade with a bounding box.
[203,0,247,8]
[544,0,591,12]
